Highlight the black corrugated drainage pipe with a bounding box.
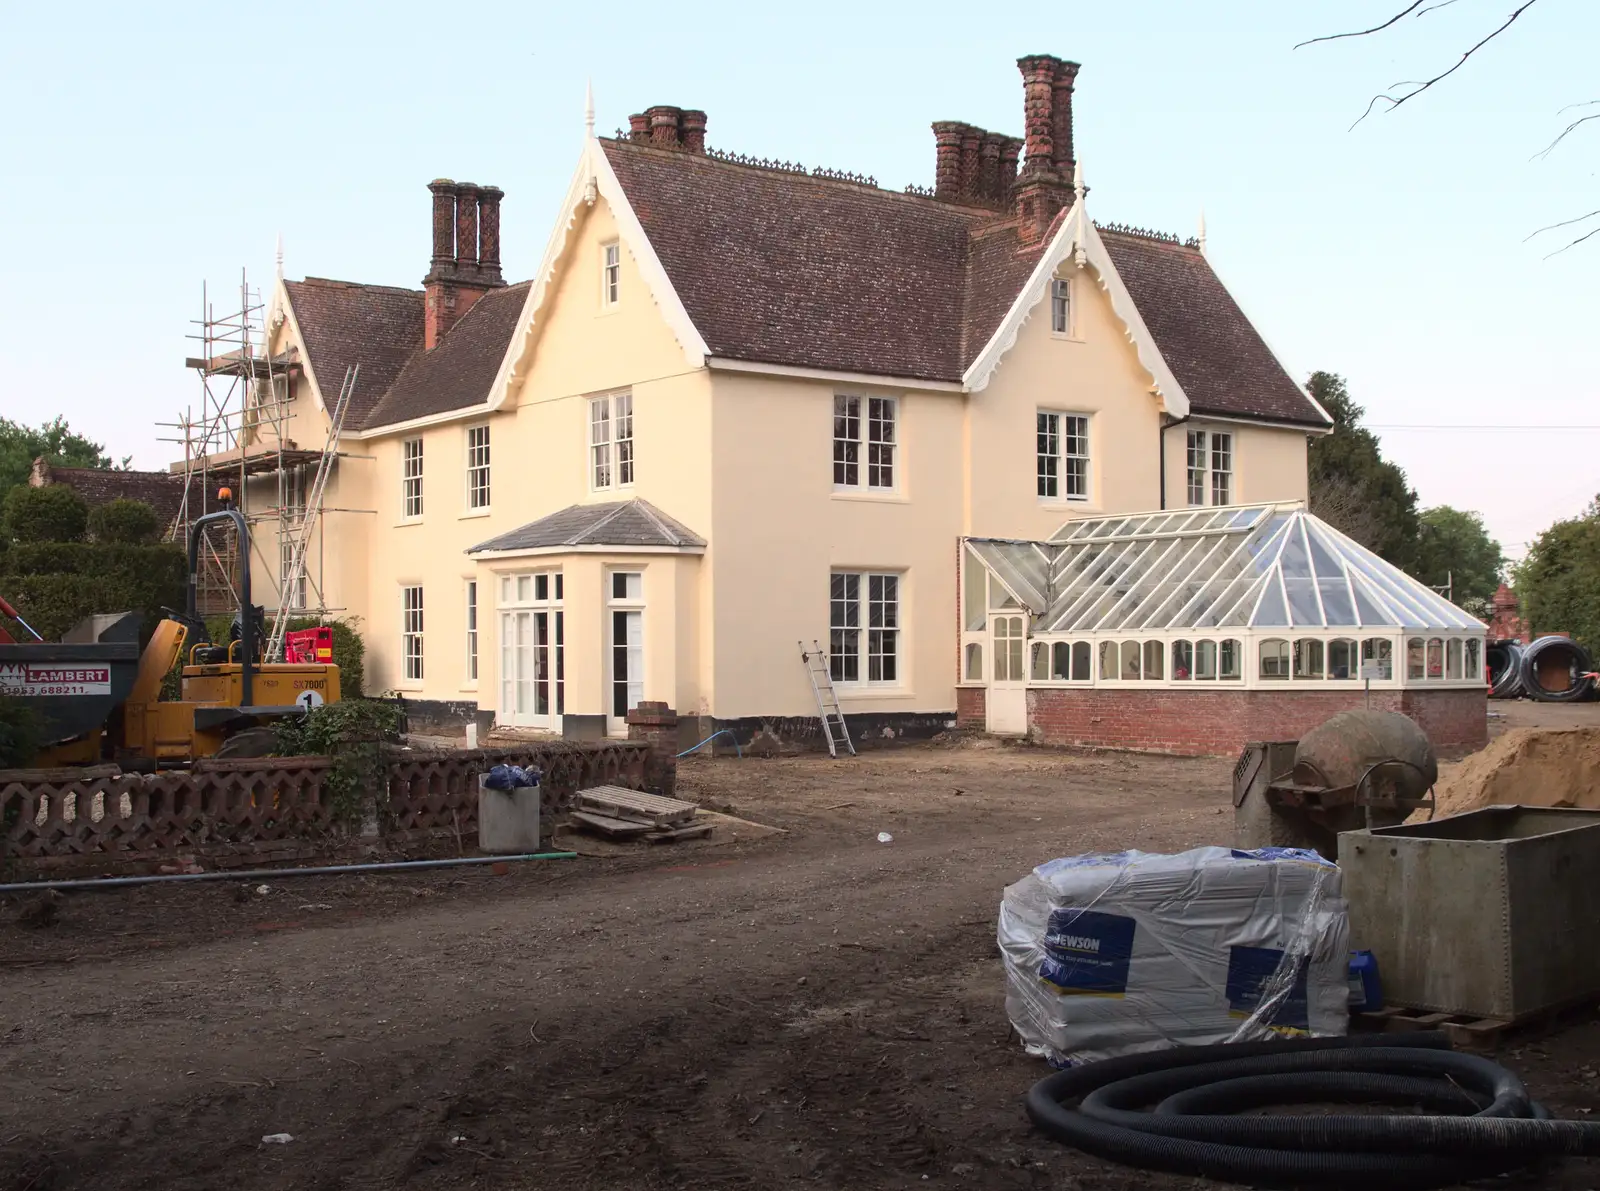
[1487,639,1525,699]
[1519,635,1595,703]
[1025,1031,1600,1190]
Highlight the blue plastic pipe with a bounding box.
[677,729,742,759]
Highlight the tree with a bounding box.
[1306,372,1421,570]
[1513,497,1600,651]
[1414,506,1505,618]
[0,415,125,495]
[1299,1,1595,254]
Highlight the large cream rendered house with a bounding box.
[238,53,1368,750]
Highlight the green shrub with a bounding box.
[0,543,185,641]
[88,498,161,545]
[0,696,41,769]
[287,616,365,697]
[3,484,88,544]
[275,698,405,825]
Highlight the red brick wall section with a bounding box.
[956,686,986,730]
[1027,688,1487,757]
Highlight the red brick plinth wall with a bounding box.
[956,686,987,730]
[1027,688,1486,757]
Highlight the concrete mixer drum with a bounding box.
[1233,710,1438,859]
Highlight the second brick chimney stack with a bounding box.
[423,180,507,350]
[627,106,710,153]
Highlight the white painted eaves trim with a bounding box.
[468,543,707,559]
[963,202,1190,419]
[1187,412,1335,437]
[346,403,489,440]
[486,138,711,413]
[707,356,964,392]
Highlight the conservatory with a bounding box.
[959,503,1488,753]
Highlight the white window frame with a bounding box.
[832,394,897,493]
[607,570,645,730]
[589,391,634,491]
[830,571,901,687]
[279,533,306,611]
[465,424,491,511]
[402,437,424,519]
[1049,276,1074,337]
[1037,410,1090,503]
[402,585,424,684]
[464,579,479,685]
[601,241,620,308]
[1185,429,1235,507]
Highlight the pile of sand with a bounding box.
[1431,728,1600,817]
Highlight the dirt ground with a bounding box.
[2,734,1598,1190]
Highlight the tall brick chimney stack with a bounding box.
[479,186,504,275]
[626,106,709,153]
[931,122,965,198]
[679,110,708,153]
[423,180,507,351]
[1013,54,1079,243]
[1050,60,1080,175]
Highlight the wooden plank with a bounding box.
[570,810,656,839]
[647,821,714,844]
[578,785,698,826]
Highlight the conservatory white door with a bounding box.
[988,615,1028,735]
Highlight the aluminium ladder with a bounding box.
[800,640,856,758]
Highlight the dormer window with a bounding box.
[601,242,620,307]
[1050,278,1072,336]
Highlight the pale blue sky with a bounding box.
[2,0,1594,557]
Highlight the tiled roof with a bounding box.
[361,283,531,429]
[603,138,1326,426]
[37,465,187,529]
[282,278,424,425]
[468,499,706,554]
[604,139,984,381]
[1098,232,1325,426]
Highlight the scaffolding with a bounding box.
[160,269,361,653]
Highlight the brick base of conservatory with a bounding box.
[1026,687,1487,757]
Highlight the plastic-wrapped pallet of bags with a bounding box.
[998,847,1350,1066]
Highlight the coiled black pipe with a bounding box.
[1519,635,1595,703]
[1026,1031,1597,1190]
[1487,639,1524,698]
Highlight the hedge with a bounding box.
[88,498,162,545]
[0,543,186,642]
[3,484,88,544]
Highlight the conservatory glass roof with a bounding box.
[967,503,1483,634]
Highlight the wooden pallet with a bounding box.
[577,785,698,827]
[1356,999,1599,1050]
[569,810,658,839]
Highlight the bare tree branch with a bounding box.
[1525,209,1600,239]
[1345,0,1542,126]
[1533,105,1600,159]
[1295,1,1430,49]
[1544,223,1600,258]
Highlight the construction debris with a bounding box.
[573,785,710,844]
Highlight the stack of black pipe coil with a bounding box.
[1026,1031,1598,1189]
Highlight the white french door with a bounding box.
[497,572,563,731]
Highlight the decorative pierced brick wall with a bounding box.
[1,741,651,877]
[1026,688,1486,757]
[956,687,986,730]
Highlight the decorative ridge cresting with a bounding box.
[1095,220,1201,249]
